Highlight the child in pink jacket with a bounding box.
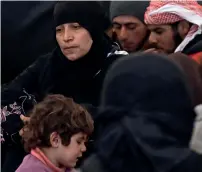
[16,94,94,172]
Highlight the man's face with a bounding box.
[147,24,177,54]
[112,15,148,53]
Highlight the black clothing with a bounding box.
[81,53,202,172]
[182,34,202,55]
[1,35,127,172]
[54,1,110,39]
[1,2,128,171]
[2,36,124,106]
[1,1,56,84]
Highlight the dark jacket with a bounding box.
[81,153,202,172]
[2,36,126,106]
[183,34,202,55]
[182,34,202,64]
[1,1,114,84]
[81,53,202,172]
[1,35,127,172]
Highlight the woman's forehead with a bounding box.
[56,22,80,27]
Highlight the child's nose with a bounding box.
[81,144,87,152]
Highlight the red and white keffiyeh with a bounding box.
[144,0,202,52]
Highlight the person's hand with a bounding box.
[19,115,30,136]
[70,168,79,172]
[144,48,166,55]
[20,115,30,123]
[144,48,160,54]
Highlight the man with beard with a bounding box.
[110,1,150,53]
[144,0,202,64]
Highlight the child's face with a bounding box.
[57,132,87,168]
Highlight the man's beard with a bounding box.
[171,22,183,53]
[163,32,183,54]
[144,22,183,54]
[172,27,183,53]
[146,32,183,54]
[138,30,151,51]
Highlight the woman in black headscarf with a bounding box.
[2,1,127,106]
[81,53,202,172]
[1,2,127,172]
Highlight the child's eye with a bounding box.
[77,140,82,144]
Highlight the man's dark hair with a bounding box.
[171,21,183,49]
[171,21,193,50]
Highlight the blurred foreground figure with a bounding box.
[81,53,202,172]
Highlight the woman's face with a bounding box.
[56,23,93,61]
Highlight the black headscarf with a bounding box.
[93,53,196,172]
[54,1,109,39]
[41,1,113,104]
[52,1,112,66]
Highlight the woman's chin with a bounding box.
[65,54,80,61]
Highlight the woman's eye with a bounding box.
[73,25,81,29]
[56,28,62,32]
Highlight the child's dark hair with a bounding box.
[22,94,94,152]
